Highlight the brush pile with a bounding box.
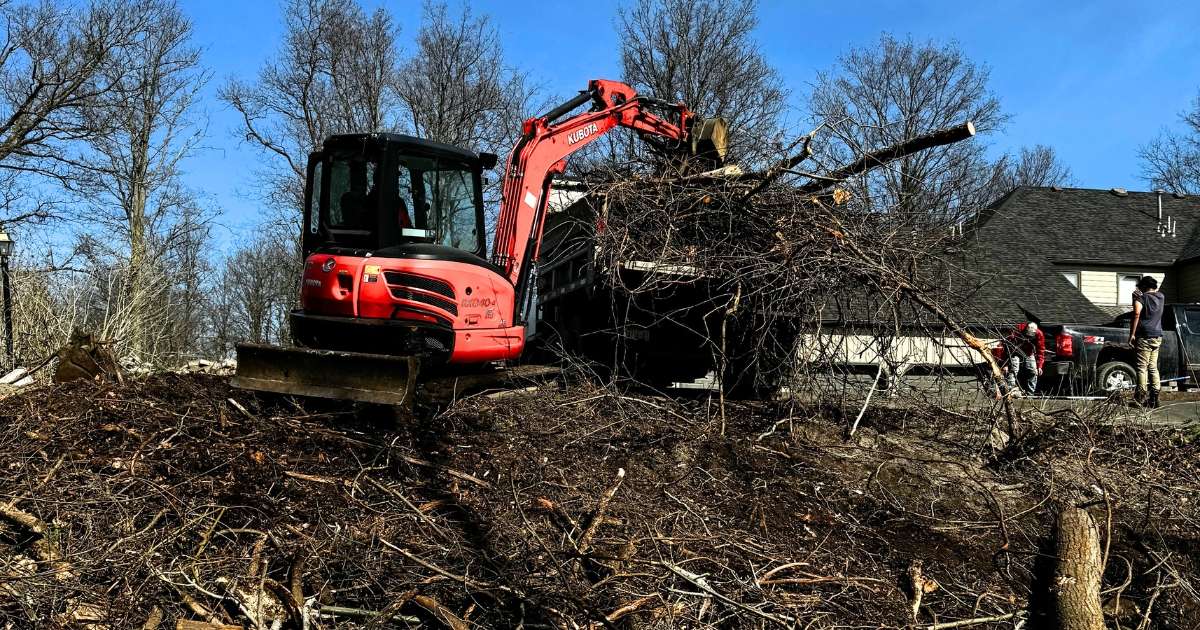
[1,373,1198,628]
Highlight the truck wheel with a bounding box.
[1096,361,1136,392]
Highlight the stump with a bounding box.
[1055,506,1104,630]
[53,329,121,383]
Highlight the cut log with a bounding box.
[795,121,976,195]
[1054,507,1105,630]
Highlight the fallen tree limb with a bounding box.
[579,467,625,553]
[365,475,450,540]
[318,605,420,624]
[399,454,492,489]
[605,595,656,623]
[659,560,793,627]
[283,470,340,484]
[827,223,1017,434]
[0,503,48,535]
[0,502,73,579]
[848,363,883,437]
[412,594,469,630]
[796,121,976,195]
[739,132,815,201]
[921,612,1018,629]
[175,621,241,630]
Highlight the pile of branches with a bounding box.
[1,373,1199,628]
[573,122,1003,392]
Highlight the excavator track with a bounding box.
[232,343,420,406]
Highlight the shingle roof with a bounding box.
[977,187,1200,264]
[964,186,1200,325]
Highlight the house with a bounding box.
[803,186,1200,371]
[971,186,1200,324]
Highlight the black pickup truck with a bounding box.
[1034,304,1200,393]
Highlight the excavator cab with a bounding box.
[302,134,496,259]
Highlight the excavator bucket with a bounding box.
[691,117,728,167]
[232,343,419,406]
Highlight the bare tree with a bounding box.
[994,144,1074,193]
[616,0,786,162]
[67,0,211,361]
[809,34,1005,219]
[0,0,154,226]
[220,0,399,215]
[395,1,534,233]
[209,236,293,353]
[1140,93,1200,194]
[396,2,530,154]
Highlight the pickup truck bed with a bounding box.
[1038,303,1200,394]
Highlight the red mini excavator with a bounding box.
[232,79,727,404]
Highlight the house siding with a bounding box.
[1079,270,1117,306]
[1177,261,1200,302]
[1073,268,1167,307]
[798,333,997,367]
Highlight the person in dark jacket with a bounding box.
[1130,275,1165,408]
[1001,321,1045,396]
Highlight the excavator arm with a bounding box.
[490,79,721,321]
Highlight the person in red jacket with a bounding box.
[1001,321,1045,396]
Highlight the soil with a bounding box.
[0,374,1198,628]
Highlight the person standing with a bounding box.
[1129,275,1165,408]
[1001,321,1045,396]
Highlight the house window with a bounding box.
[1119,274,1142,306]
[1061,271,1079,288]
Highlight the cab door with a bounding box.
[1178,305,1200,370]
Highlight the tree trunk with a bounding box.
[1055,507,1104,630]
[127,178,149,357]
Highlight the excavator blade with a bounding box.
[232,343,419,406]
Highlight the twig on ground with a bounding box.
[579,467,626,553]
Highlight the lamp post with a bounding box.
[0,232,13,370]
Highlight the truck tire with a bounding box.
[1096,361,1136,393]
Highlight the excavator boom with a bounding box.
[491,80,726,316]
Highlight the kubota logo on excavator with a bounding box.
[567,123,598,145]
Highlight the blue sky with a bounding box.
[184,0,1200,243]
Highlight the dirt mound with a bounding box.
[0,374,1197,628]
